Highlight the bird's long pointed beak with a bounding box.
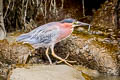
[77,21,91,31]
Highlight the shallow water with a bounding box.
[94,74,120,80]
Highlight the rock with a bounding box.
[91,0,118,29]
[0,39,34,78]
[74,65,99,77]
[8,65,91,80]
[77,27,85,32]
[53,33,119,75]
[0,31,120,77]
[0,39,34,64]
[22,31,119,75]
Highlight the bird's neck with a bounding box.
[62,23,73,28]
[60,23,73,32]
[55,23,73,43]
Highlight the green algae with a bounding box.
[15,64,32,69]
[72,30,118,61]
[92,40,118,61]
[73,30,107,39]
[82,72,92,80]
[0,39,9,44]
[93,40,118,53]
[72,30,92,39]
[10,42,34,50]
[7,31,24,37]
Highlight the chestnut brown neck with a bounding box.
[62,23,73,28]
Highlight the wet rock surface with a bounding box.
[91,0,118,29]
[54,33,119,75]
[0,39,34,78]
[8,65,91,80]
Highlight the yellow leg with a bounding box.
[50,46,72,67]
[57,53,76,64]
[45,48,52,64]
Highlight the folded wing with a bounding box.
[16,22,59,47]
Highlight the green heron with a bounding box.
[17,18,90,66]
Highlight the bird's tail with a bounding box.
[16,33,30,42]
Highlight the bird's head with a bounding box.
[60,18,91,31]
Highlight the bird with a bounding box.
[16,18,90,66]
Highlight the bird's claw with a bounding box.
[56,59,76,67]
[57,60,77,64]
[56,53,77,65]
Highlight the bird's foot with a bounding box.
[56,53,77,66]
[51,48,76,67]
[57,60,76,64]
[59,59,75,67]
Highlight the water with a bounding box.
[94,74,120,80]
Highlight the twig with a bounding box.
[53,0,57,14]
[82,0,85,16]
[49,0,52,12]
[44,0,47,18]
[61,0,64,9]
[36,0,39,7]
[4,0,11,19]
[24,0,29,24]
[49,0,54,12]
[51,0,54,7]
[32,0,35,4]
[11,0,15,10]
[40,0,44,16]
[22,0,25,23]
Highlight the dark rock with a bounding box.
[0,39,34,78]
[54,34,119,75]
